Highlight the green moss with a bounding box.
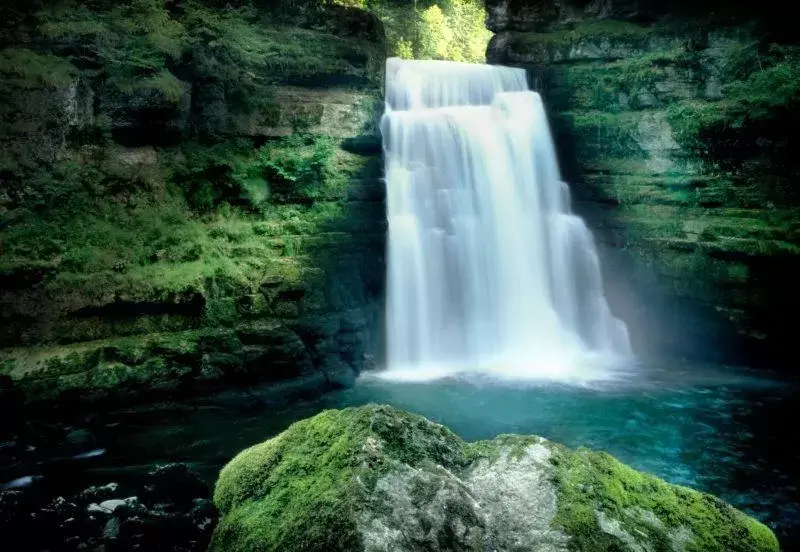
[465,434,544,463]
[0,360,13,376]
[0,48,79,88]
[0,127,372,341]
[580,175,706,206]
[117,69,186,103]
[551,49,701,111]
[210,407,779,551]
[184,3,381,88]
[554,111,644,160]
[526,20,648,46]
[569,20,652,38]
[548,444,778,552]
[725,55,800,120]
[178,135,348,210]
[666,46,800,175]
[1,327,219,401]
[258,134,345,204]
[212,410,366,551]
[211,405,468,552]
[37,0,186,91]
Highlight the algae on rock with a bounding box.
[210,405,779,552]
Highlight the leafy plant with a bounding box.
[366,0,491,62]
[258,134,338,204]
[37,0,187,94]
[0,49,79,88]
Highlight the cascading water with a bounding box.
[381,58,630,382]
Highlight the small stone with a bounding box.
[96,496,142,515]
[103,517,120,540]
[43,496,78,517]
[87,503,110,515]
[79,482,119,504]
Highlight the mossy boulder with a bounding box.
[210,405,778,552]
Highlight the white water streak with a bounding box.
[381,58,630,382]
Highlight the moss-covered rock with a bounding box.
[210,405,779,552]
[1,310,377,407]
[0,0,386,405]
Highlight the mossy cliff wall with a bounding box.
[487,0,800,364]
[0,0,387,407]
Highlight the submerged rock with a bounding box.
[210,405,779,552]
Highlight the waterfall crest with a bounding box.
[381,58,630,381]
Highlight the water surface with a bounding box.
[9,359,800,547]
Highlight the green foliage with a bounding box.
[37,0,187,92]
[124,69,186,103]
[567,20,650,38]
[190,1,376,78]
[0,49,79,88]
[367,0,491,62]
[548,444,779,552]
[670,45,800,132]
[32,0,382,115]
[725,50,800,120]
[552,49,697,112]
[178,139,259,211]
[666,45,800,189]
[0,137,351,329]
[211,405,468,552]
[418,5,451,59]
[520,20,649,49]
[333,0,367,7]
[183,1,279,119]
[555,111,643,160]
[718,40,764,82]
[0,0,389,350]
[394,36,414,59]
[177,134,341,211]
[259,134,340,204]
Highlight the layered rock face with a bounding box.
[486,0,800,364]
[209,405,779,552]
[0,0,386,407]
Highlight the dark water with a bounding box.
[7,358,800,548]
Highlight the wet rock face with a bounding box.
[209,405,779,552]
[486,1,800,366]
[0,463,216,552]
[98,78,193,146]
[0,0,386,408]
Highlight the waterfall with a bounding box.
[381,58,630,381]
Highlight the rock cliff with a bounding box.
[486,0,800,365]
[0,0,387,407]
